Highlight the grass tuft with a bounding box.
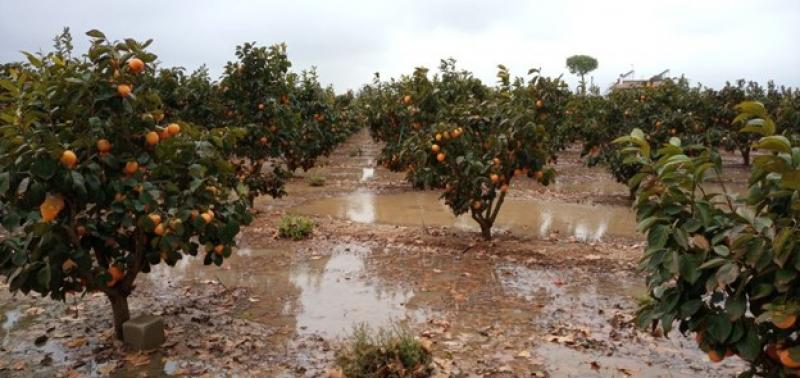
[335,323,433,378]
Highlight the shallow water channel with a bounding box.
[291,190,638,241]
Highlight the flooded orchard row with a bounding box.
[134,239,744,376]
[290,190,638,241]
[0,131,750,376]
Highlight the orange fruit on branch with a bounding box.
[153,223,166,236]
[127,58,145,74]
[148,214,162,226]
[97,139,112,153]
[107,265,124,287]
[774,314,797,329]
[707,350,724,363]
[166,123,181,136]
[431,144,440,153]
[778,348,800,368]
[117,84,132,97]
[40,194,65,223]
[213,245,225,255]
[145,131,160,146]
[124,161,139,175]
[436,152,446,162]
[60,150,78,169]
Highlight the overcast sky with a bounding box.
[2,0,798,92]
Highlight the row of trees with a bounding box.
[0,29,360,338]
[569,78,800,188]
[361,60,570,239]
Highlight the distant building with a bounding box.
[609,69,670,91]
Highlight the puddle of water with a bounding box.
[495,264,745,376]
[2,308,21,331]
[291,191,637,240]
[145,243,424,339]
[291,245,420,337]
[360,167,375,181]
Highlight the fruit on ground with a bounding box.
[117,84,132,97]
[60,150,77,168]
[145,131,160,145]
[127,58,144,74]
[40,194,65,223]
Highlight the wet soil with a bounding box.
[0,130,752,377]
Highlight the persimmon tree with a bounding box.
[0,30,252,339]
[617,102,800,377]
[403,66,556,240]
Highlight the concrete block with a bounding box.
[122,315,165,350]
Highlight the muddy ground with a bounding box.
[0,130,753,377]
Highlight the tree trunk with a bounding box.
[580,73,586,95]
[740,146,751,166]
[479,221,492,241]
[108,293,130,340]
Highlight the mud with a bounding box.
[0,130,752,377]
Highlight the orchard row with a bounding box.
[0,29,360,337]
[359,61,800,376]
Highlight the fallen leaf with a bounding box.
[124,352,151,367]
[12,361,26,370]
[96,362,117,375]
[65,336,87,348]
[25,307,45,316]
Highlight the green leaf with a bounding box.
[780,170,800,190]
[86,29,106,39]
[707,314,732,343]
[0,171,9,193]
[734,324,760,361]
[648,224,670,249]
[726,295,746,321]
[699,258,727,270]
[754,135,791,154]
[31,159,57,180]
[715,263,739,287]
